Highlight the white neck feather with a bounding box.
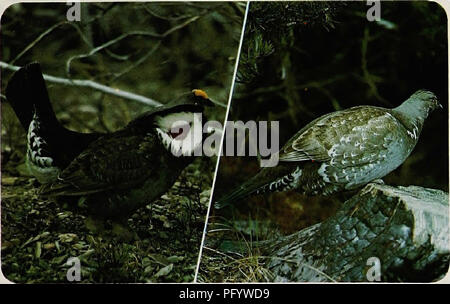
[155,112,203,157]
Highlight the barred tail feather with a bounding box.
[214,175,286,209]
[214,181,267,209]
[214,166,301,209]
[5,62,59,131]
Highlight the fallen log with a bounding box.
[266,183,449,282]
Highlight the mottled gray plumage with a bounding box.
[216,90,441,208]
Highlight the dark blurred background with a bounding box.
[213,1,448,234]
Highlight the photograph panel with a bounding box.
[199,1,449,283]
[0,1,245,283]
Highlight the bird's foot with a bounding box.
[371,179,385,185]
[360,179,386,196]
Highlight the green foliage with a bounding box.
[237,33,274,84]
[238,1,346,85]
[247,1,344,40]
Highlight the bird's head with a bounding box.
[395,90,442,125]
[410,90,442,113]
[155,89,215,157]
[128,89,215,157]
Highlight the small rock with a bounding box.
[58,233,78,243]
[154,264,173,278]
[43,243,55,250]
[72,243,85,250]
[57,212,72,220]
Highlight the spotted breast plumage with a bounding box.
[216,90,441,208]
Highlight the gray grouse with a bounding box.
[216,90,441,208]
[40,89,213,221]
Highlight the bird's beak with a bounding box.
[436,99,443,109]
[432,96,442,109]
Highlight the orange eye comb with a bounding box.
[192,89,209,100]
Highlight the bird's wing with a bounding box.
[281,107,405,187]
[40,133,162,196]
[278,111,336,162]
[279,107,397,163]
[318,112,406,187]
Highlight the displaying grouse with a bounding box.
[5,62,102,183]
[40,89,213,220]
[216,90,441,208]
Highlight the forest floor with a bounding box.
[1,153,214,283]
[197,159,342,283]
[197,195,342,283]
[197,217,279,283]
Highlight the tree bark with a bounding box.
[266,183,449,282]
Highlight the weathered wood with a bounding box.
[266,183,449,282]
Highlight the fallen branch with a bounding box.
[0,61,162,107]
